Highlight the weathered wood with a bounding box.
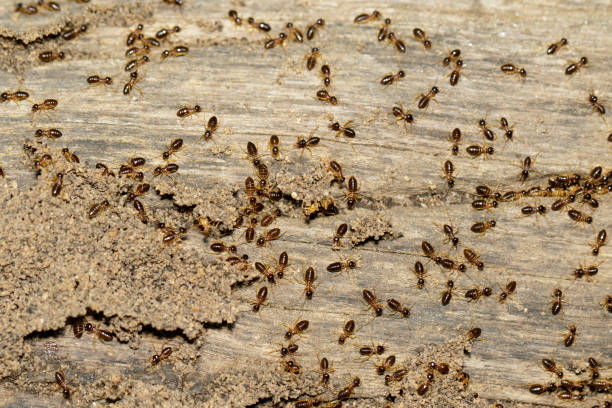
[0,0,611,407]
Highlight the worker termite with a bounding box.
[362,289,383,316]
[337,377,360,401]
[163,0,182,3]
[177,104,201,118]
[413,27,432,48]
[251,286,268,312]
[153,163,179,179]
[387,32,406,53]
[466,144,494,158]
[86,75,113,86]
[273,251,289,279]
[591,229,607,256]
[35,128,62,139]
[329,121,355,140]
[34,154,53,170]
[565,56,587,75]
[466,326,482,343]
[125,45,150,58]
[51,172,64,197]
[296,266,318,299]
[295,397,323,408]
[454,371,470,390]
[375,355,396,375]
[447,128,462,155]
[376,18,392,41]
[470,219,496,235]
[529,382,557,395]
[448,59,464,86]
[550,288,566,316]
[52,365,74,399]
[320,64,332,87]
[210,242,237,254]
[380,70,405,86]
[547,38,568,55]
[39,50,65,63]
[62,24,87,41]
[440,280,458,306]
[478,119,496,141]
[330,223,348,249]
[443,49,461,66]
[295,132,321,160]
[542,358,564,378]
[499,117,515,141]
[162,138,183,160]
[85,322,113,342]
[316,89,337,105]
[573,261,600,280]
[123,71,141,95]
[88,199,110,219]
[306,18,325,40]
[385,368,407,385]
[413,261,429,289]
[305,47,321,71]
[500,63,527,78]
[465,285,493,302]
[498,281,516,303]
[551,194,575,211]
[567,208,592,224]
[284,318,309,340]
[601,295,612,313]
[244,141,262,166]
[266,135,281,160]
[588,91,606,118]
[126,183,150,202]
[126,23,143,46]
[61,148,79,163]
[133,199,147,223]
[471,199,498,212]
[417,372,434,396]
[391,102,415,134]
[562,325,577,347]
[261,209,282,227]
[228,9,242,25]
[255,261,276,284]
[31,99,58,118]
[125,55,149,71]
[15,2,38,15]
[337,319,356,345]
[463,248,484,271]
[156,25,181,40]
[416,86,439,111]
[159,226,188,250]
[343,176,360,209]
[354,10,381,24]
[421,241,441,264]
[256,228,281,247]
[1,90,29,104]
[264,33,287,50]
[387,298,411,318]
[286,22,303,42]
[161,46,189,58]
[315,354,335,386]
[442,160,455,188]
[150,343,173,366]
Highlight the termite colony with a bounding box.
[2,2,611,407]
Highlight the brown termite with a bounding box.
[125,55,149,71]
[1,90,29,104]
[465,285,493,302]
[344,176,360,209]
[150,344,173,366]
[466,326,482,342]
[159,225,188,250]
[284,318,309,340]
[547,38,568,55]
[329,121,356,139]
[267,135,281,159]
[39,50,65,63]
[387,32,406,53]
[413,261,429,289]
[256,228,281,247]
[297,266,318,299]
[443,49,461,66]
[413,27,432,48]
[34,154,53,170]
[156,25,181,40]
[315,354,335,386]
[567,208,592,224]
[440,258,467,274]
[363,289,384,316]
[557,392,584,401]
[273,251,289,279]
[378,18,391,41]
[282,359,301,375]
[244,17,269,32]
[85,322,113,342]
[264,33,287,50]
[588,357,601,379]
[306,18,325,40]
[286,22,303,42]
[542,357,564,378]
[152,163,179,179]
[354,10,381,23]
[161,46,189,58]
[88,199,109,219]
[31,99,58,118]
[375,355,396,375]
[163,0,182,3]
[123,71,141,95]
[440,280,458,306]
[295,132,321,160]
[327,256,360,275]
[0,167,3,178]
[466,144,494,158]
[177,104,201,118]
[162,138,184,160]
[228,9,242,25]
[471,199,498,212]
[416,86,439,110]
[550,288,566,315]
[529,382,557,395]
[385,368,407,385]
[86,75,113,86]
[448,59,464,86]
[51,172,64,197]
[463,248,484,270]
[562,325,577,347]
[337,319,355,345]
[125,45,150,58]
[380,70,405,86]
[255,261,276,284]
[588,91,606,118]
[565,56,587,75]
[316,89,337,105]
[470,219,496,235]
[305,47,322,71]
[15,2,38,15]
[330,223,348,249]
[478,119,496,141]
[500,117,514,141]
[62,24,87,41]
[417,372,434,396]
[35,128,62,139]
[387,298,411,318]
[501,63,527,78]
[320,64,332,87]
[421,240,441,264]
[126,183,150,202]
[357,340,385,361]
[391,102,415,134]
[272,341,298,358]
[261,208,282,227]
[573,261,600,280]
[61,148,79,163]
[126,23,143,46]
[210,242,237,254]
[551,194,575,211]
[53,365,74,399]
[251,286,268,312]
[324,159,345,184]
[295,398,323,408]
[337,377,360,400]
[498,281,516,303]
[591,229,607,256]
[442,160,455,188]
[133,199,147,223]
[454,371,470,390]
[448,128,462,155]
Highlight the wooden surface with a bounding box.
[1,0,611,406]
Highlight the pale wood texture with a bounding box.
[0,0,611,407]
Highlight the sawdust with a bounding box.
[349,211,399,246]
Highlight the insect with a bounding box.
[228,9,242,25]
[159,225,188,250]
[463,248,484,270]
[478,119,496,141]
[387,298,411,318]
[471,198,498,212]
[126,23,143,46]
[416,86,439,110]
[34,154,53,170]
[329,121,356,140]
[251,286,268,312]
[125,55,149,71]
[380,70,405,86]
[161,46,189,58]
[264,33,287,49]
[284,318,309,340]
[466,143,495,159]
[34,128,62,139]
[330,223,348,249]
[256,228,281,247]
[177,104,201,118]
[466,326,482,342]
[139,36,160,48]
[573,261,599,280]
[273,251,289,279]
[255,261,276,284]
[563,325,577,347]
[337,320,356,345]
[15,2,39,14]
[591,229,607,255]
[498,281,516,303]
[442,160,455,188]
[387,32,406,53]
[86,75,113,86]
[429,361,450,375]
[31,99,58,118]
[51,172,64,197]
[88,200,110,219]
[448,59,464,86]
[125,45,150,58]
[61,148,79,163]
[443,49,461,66]
[470,219,496,235]
[324,159,345,184]
[385,368,408,385]
[133,199,148,223]
[550,288,566,315]
[316,89,337,105]
[454,371,470,390]
[244,142,262,167]
[315,355,335,386]
[260,208,282,227]
[297,266,318,299]
[156,25,181,40]
[440,280,458,306]
[285,22,303,42]
[499,117,515,141]
[375,355,396,375]
[362,289,383,316]
[295,132,320,160]
[337,377,360,401]
[123,71,141,95]
[320,64,332,87]
[153,163,179,179]
[162,138,184,160]
[53,365,74,399]
[39,50,65,63]
[266,135,281,160]
[163,0,183,4]
[62,24,87,41]
[529,382,557,394]
[567,208,592,224]
[542,358,564,378]
[551,194,575,211]
[150,344,173,366]
[295,398,323,408]
[377,18,392,41]
[421,241,442,264]
[447,128,462,155]
[588,91,606,117]
[354,10,381,23]
[305,47,321,71]
[565,57,587,75]
[391,102,415,134]
[85,322,113,342]
[344,176,360,209]
[1,90,29,104]
[465,285,493,302]
[413,27,432,48]
[417,372,435,396]
[357,340,385,361]
[500,63,527,78]
[306,18,325,40]
[273,341,299,358]
[547,38,568,54]
[413,261,429,289]
[210,242,237,254]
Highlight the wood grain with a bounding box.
[0,0,611,406]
